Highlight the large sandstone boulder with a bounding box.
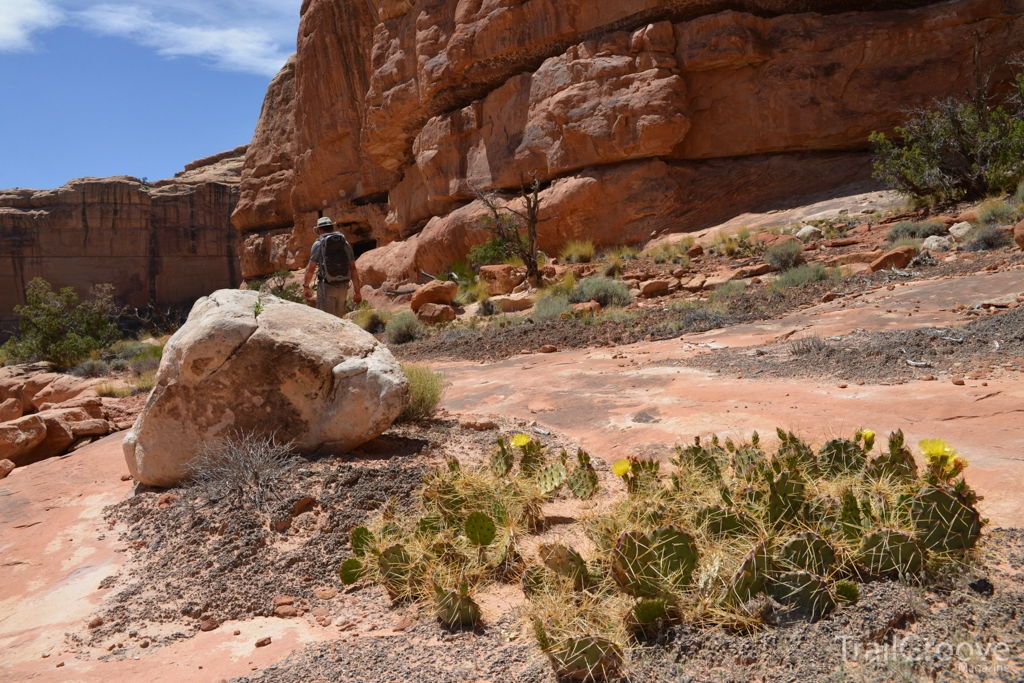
[1015,220,1024,249]
[0,415,47,465]
[123,290,409,487]
[410,280,458,312]
[870,246,917,273]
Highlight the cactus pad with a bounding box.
[776,429,819,476]
[864,430,919,481]
[537,462,568,496]
[732,443,769,482]
[611,531,662,598]
[649,525,699,586]
[567,451,599,500]
[857,529,925,578]
[767,571,836,619]
[434,585,481,629]
[911,486,983,552]
[465,511,497,547]
[675,437,722,481]
[490,438,513,478]
[839,489,863,542]
[767,469,805,525]
[339,557,364,585]
[781,532,836,575]
[546,636,623,682]
[416,514,443,538]
[539,543,589,590]
[378,544,411,596]
[633,598,669,625]
[818,438,866,478]
[521,565,553,599]
[727,541,771,605]
[350,526,375,557]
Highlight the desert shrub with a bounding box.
[774,264,832,289]
[386,312,421,344]
[398,364,446,423]
[71,358,109,378]
[476,298,500,317]
[569,277,632,308]
[1016,180,1024,203]
[187,431,295,511]
[95,383,132,398]
[967,225,1013,251]
[790,335,835,358]
[131,371,157,395]
[710,280,746,303]
[763,241,806,272]
[888,237,922,255]
[130,345,163,375]
[545,271,577,299]
[533,294,570,322]
[252,270,304,304]
[644,242,691,265]
[870,59,1024,202]
[353,307,393,334]
[977,198,1020,227]
[604,245,640,261]
[106,340,150,361]
[1,279,121,369]
[559,240,595,264]
[681,309,728,332]
[109,358,129,372]
[887,220,948,242]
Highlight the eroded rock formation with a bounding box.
[0,149,246,331]
[235,0,1024,286]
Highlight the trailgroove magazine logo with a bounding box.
[837,635,1013,670]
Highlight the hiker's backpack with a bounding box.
[318,233,351,283]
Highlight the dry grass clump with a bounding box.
[344,428,984,681]
[187,431,295,511]
[560,240,596,264]
[397,364,446,423]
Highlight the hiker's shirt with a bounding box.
[309,233,355,302]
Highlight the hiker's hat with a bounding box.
[316,216,335,230]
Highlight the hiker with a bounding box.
[303,217,363,316]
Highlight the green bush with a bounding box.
[710,280,746,303]
[763,241,806,272]
[398,364,447,423]
[130,345,163,375]
[353,307,393,334]
[977,198,1020,227]
[967,225,1013,251]
[559,240,595,264]
[1,279,121,369]
[887,220,948,242]
[870,64,1024,202]
[533,295,570,322]
[386,312,421,344]
[773,264,833,289]
[467,216,531,267]
[569,277,632,308]
[71,358,109,378]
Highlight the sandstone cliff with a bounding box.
[235,0,1024,286]
[0,149,245,332]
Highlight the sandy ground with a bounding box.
[0,266,1021,683]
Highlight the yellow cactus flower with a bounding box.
[920,438,968,480]
[612,459,632,478]
[511,433,532,449]
[920,439,957,459]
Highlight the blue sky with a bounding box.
[0,0,300,189]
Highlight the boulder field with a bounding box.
[232,0,1024,287]
[123,290,409,487]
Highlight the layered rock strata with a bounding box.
[234,0,1024,285]
[0,151,245,331]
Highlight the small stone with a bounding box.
[157,493,177,509]
[459,416,498,431]
[42,653,50,658]
[140,640,149,649]
[821,292,836,303]
[393,617,413,632]
[255,637,272,648]
[314,588,337,600]
[520,349,531,354]
[920,375,936,382]
[539,345,557,354]
[234,630,241,636]
[0,459,15,480]
[200,617,221,632]
[120,474,132,481]
[273,594,294,607]
[855,381,865,386]
[952,376,966,386]
[55,662,64,668]
[88,617,103,629]
[837,383,848,389]
[274,605,298,618]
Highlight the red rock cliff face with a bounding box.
[234,0,1024,285]
[0,151,244,332]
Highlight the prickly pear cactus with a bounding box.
[339,557,364,585]
[434,583,482,629]
[767,469,805,526]
[611,531,662,598]
[727,541,771,605]
[767,571,836,620]
[864,430,919,481]
[840,489,863,542]
[350,526,376,557]
[818,438,866,478]
[539,543,589,590]
[545,635,624,682]
[857,529,925,578]
[776,429,819,476]
[803,496,840,531]
[911,486,983,552]
[834,579,860,603]
[537,462,568,496]
[567,450,599,500]
[695,505,755,538]
[465,511,496,547]
[731,439,769,482]
[415,514,443,539]
[675,437,722,481]
[427,541,470,569]
[518,436,546,476]
[650,525,699,586]
[490,438,513,478]
[521,565,553,599]
[781,532,836,575]
[378,544,412,597]
[633,598,669,625]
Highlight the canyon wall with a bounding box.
[235,0,1024,286]
[0,149,245,333]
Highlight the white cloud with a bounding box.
[0,0,299,75]
[0,0,63,52]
